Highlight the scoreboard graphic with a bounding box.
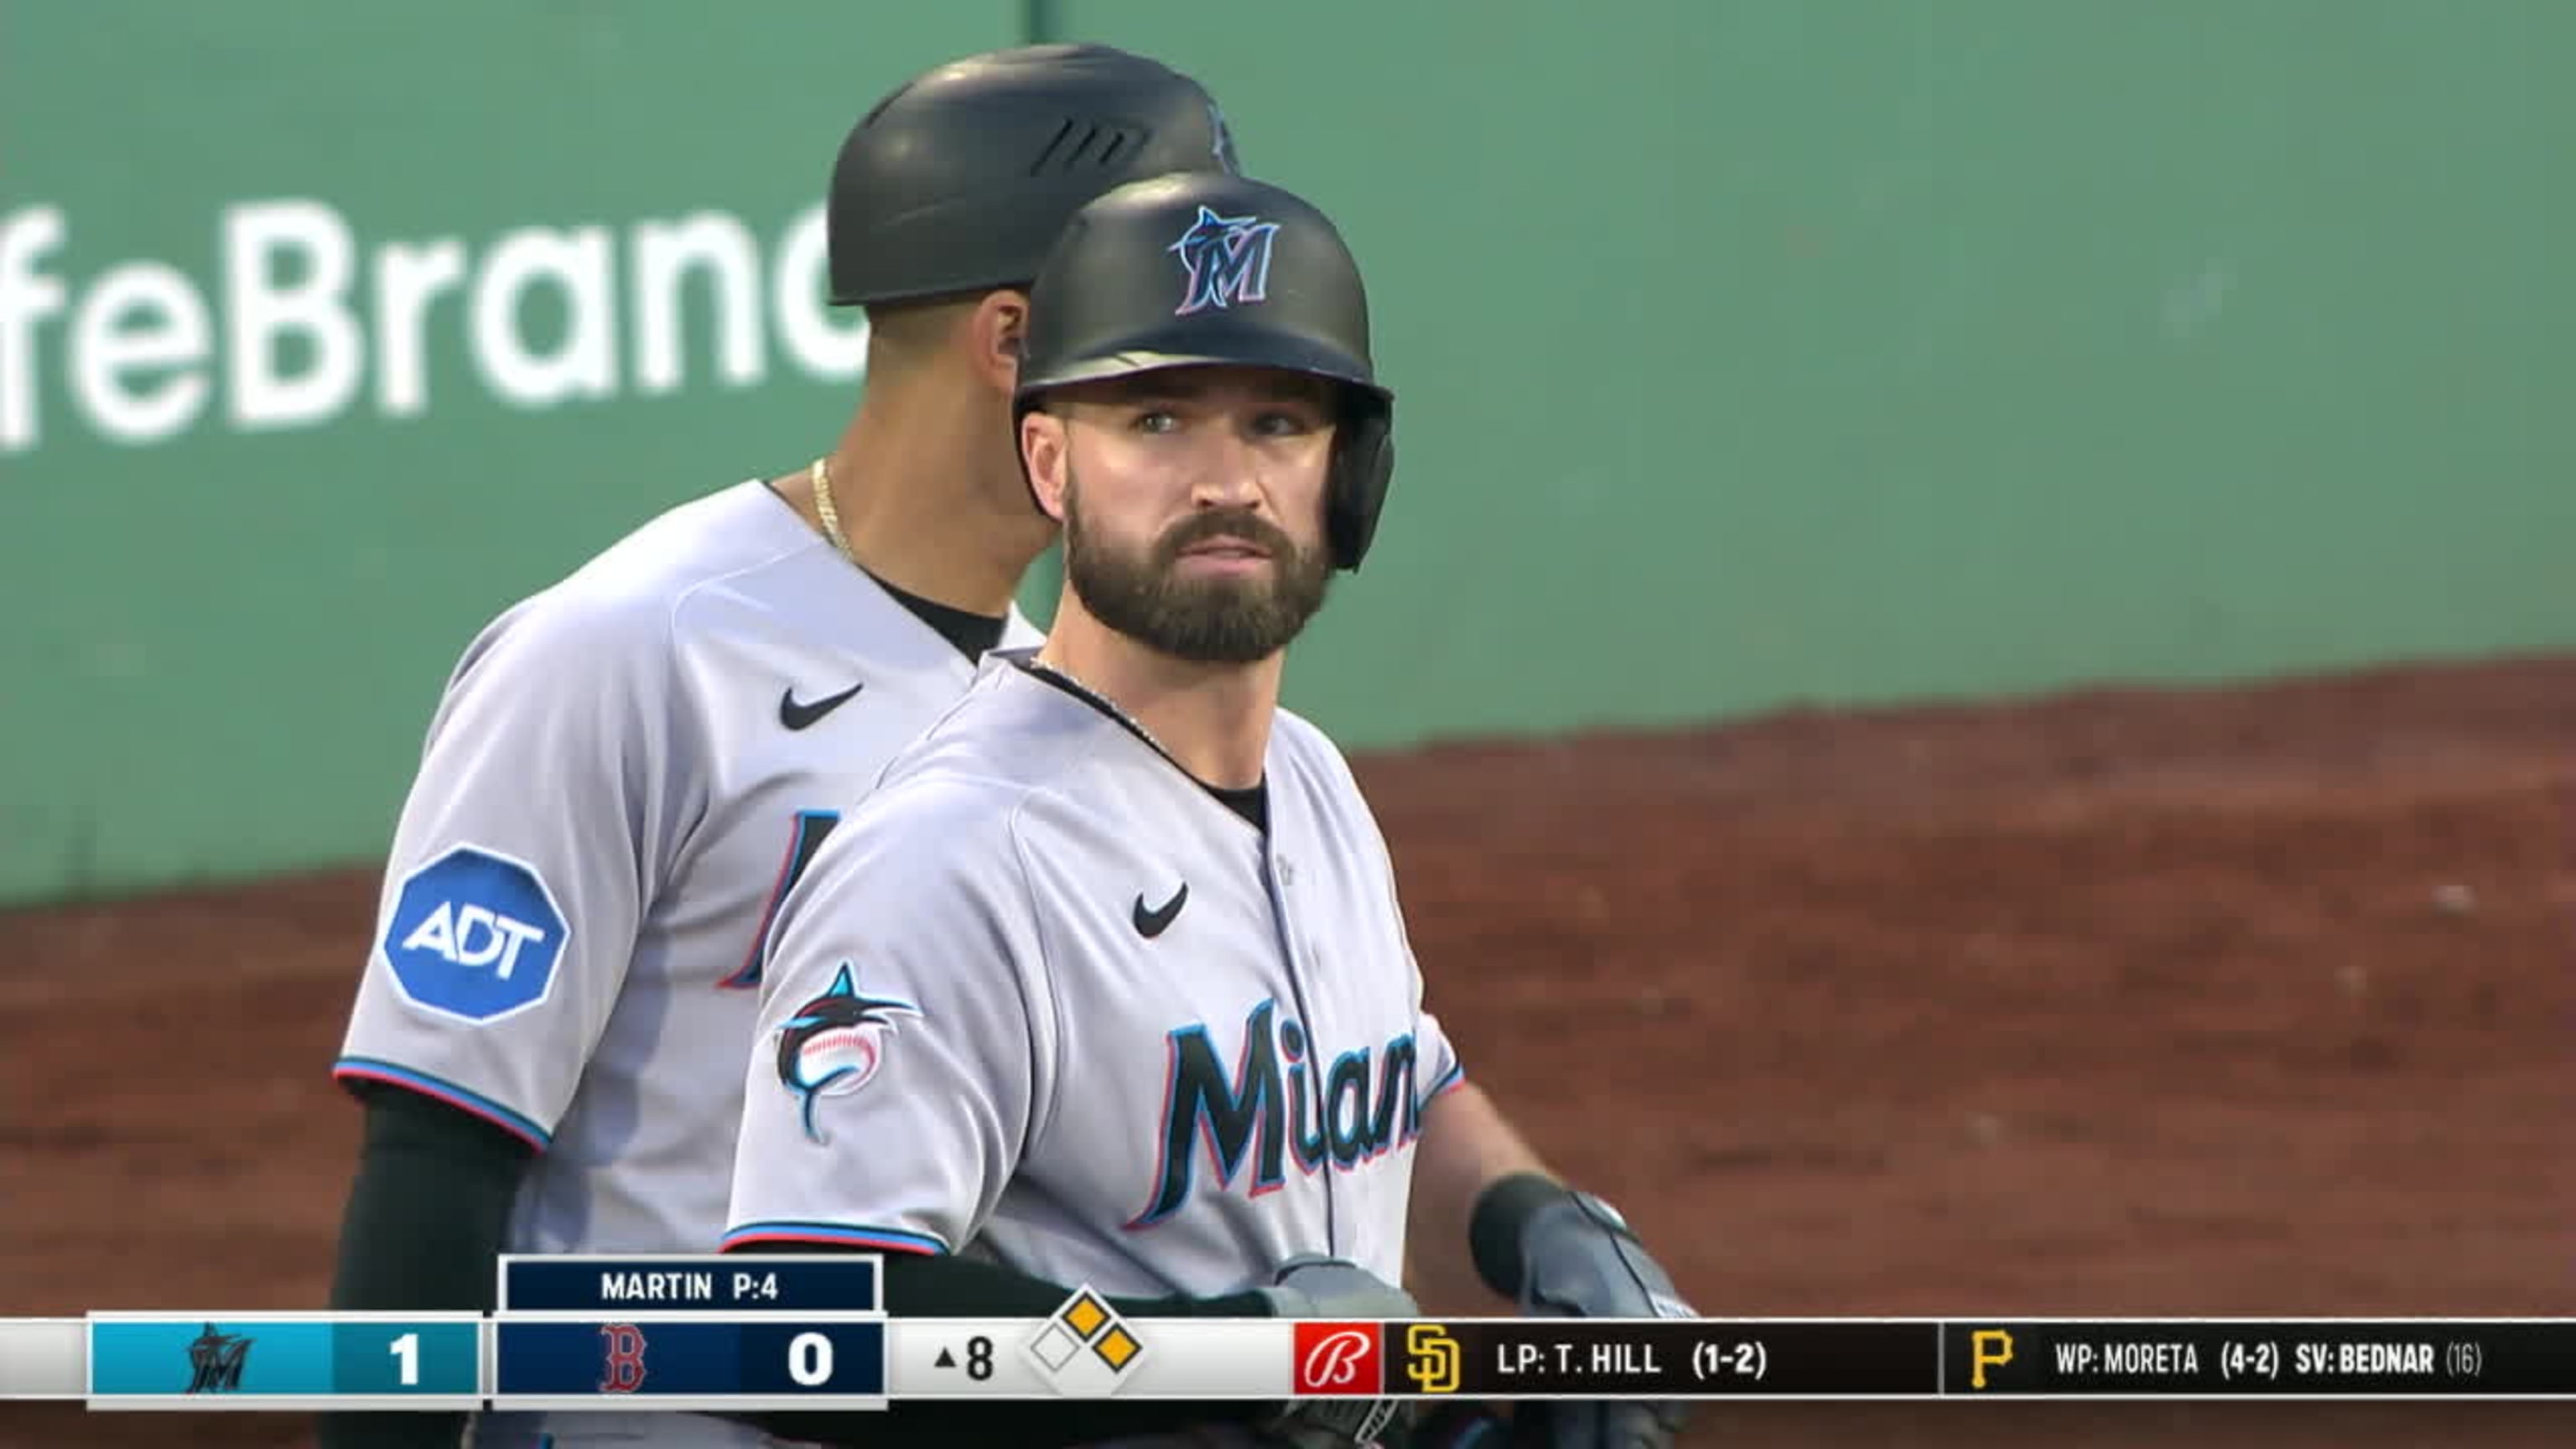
[4,1257,2573,1410]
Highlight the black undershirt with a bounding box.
[869,567,1008,663]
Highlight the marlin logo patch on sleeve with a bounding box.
[772,963,922,1145]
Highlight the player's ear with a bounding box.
[1021,408,1071,523]
[968,289,1030,397]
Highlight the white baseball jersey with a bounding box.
[724,651,1467,1306]
[333,478,1039,1447]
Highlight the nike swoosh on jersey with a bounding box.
[1133,882,1189,937]
[778,681,865,730]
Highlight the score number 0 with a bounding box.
[777,1329,993,1388]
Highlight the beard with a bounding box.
[1061,466,1334,665]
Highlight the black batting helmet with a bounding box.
[827,44,1240,309]
[1015,172,1396,572]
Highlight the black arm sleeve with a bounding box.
[313,1084,534,1449]
[723,1242,1280,1447]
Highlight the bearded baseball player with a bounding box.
[719,172,1696,1449]
[318,46,1243,1449]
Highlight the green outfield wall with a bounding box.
[4,0,2569,905]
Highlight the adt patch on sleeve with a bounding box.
[380,845,570,1024]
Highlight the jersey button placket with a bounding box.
[1265,847,1337,1255]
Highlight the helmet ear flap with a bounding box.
[1326,399,1395,573]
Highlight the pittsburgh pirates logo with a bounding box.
[1169,205,1280,316]
[773,963,922,1144]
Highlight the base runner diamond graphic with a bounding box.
[1021,1285,1152,1396]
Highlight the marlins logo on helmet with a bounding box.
[1168,205,1280,316]
[773,963,922,1143]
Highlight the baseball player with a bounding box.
[718,173,1695,1449]
[317,46,1243,1449]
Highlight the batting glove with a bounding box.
[1257,1252,1420,1321]
[1472,1176,1696,1449]
[1254,1254,1416,1446]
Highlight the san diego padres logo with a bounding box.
[1405,1324,1462,1394]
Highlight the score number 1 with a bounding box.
[335,1320,473,1397]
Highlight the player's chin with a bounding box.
[1166,550,1279,584]
[1156,568,1278,616]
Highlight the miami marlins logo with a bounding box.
[773,963,922,1144]
[1170,205,1280,317]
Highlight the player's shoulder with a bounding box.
[879,652,1130,792]
[793,756,1037,921]
[1266,704,1400,854]
[840,762,1027,846]
[450,481,809,677]
[1269,704,1363,787]
[821,657,1119,852]
[525,480,817,627]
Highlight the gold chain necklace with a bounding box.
[809,456,856,565]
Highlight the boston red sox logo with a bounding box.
[599,1322,648,1394]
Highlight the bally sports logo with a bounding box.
[1291,1322,1384,1396]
